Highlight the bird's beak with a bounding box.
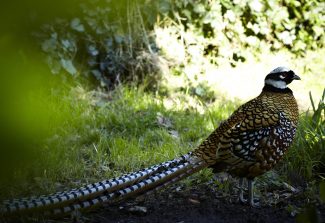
[292,74,301,80]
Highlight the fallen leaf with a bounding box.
[156,112,173,128]
[127,206,147,215]
[188,198,200,204]
[169,130,179,138]
[283,182,298,193]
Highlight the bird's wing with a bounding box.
[193,97,279,164]
[216,98,282,162]
[216,100,297,178]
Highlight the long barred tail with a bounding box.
[0,152,207,217]
[45,157,207,216]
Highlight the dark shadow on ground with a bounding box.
[83,184,325,223]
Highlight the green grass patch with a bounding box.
[1,80,323,202]
[0,84,236,199]
[283,89,325,182]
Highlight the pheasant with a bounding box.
[0,67,300,217]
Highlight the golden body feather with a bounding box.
[193,89,299,179]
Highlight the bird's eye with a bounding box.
[279,73,287,79]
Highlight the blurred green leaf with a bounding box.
[159,1,171,14]
[91,69,102,80]
[46,56,61,74]
[193,3,206,14]
[60,58,77,75]
[41,38,57,52]
[70,18,85,32]
[88,45,99,56]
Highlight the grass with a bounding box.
[0,40,324,203]
[283,89,325,182]
[0,83,237,200]
[1,74,324,203]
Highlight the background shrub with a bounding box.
[38,0,325,87]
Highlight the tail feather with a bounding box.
[2,169,152,214]
[1,153,194,215]
[45,157,207,216]
[148,160,207,193]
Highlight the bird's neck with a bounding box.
[262,84,293,94]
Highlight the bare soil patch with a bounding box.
[84,184,324,223]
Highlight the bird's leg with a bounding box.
[248,179,260,207]
[238,178,247,203]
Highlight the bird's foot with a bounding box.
[238,195,260,208]
[249,198,260,208]
[238,178,247,203]
[237,178,260,208]
[238,193,247,204]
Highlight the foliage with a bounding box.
[38,0,162,89]
[284,89,325,181]
[158,0,324,65]
[38,0,325,86]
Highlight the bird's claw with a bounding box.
[249,199,260,208]
[239,194,247,204]
[239,195,260,207]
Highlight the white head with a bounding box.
[264,67,301,89]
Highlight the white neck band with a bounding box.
[265,79,287,89]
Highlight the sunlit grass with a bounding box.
[1,70,323,201]
[0,83,237,200]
